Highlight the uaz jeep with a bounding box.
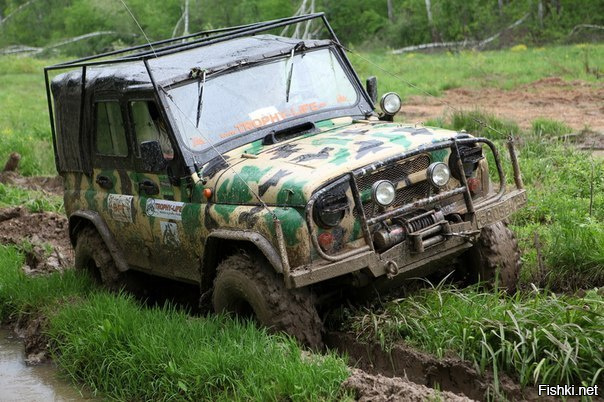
[46,14,526,347]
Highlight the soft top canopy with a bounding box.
[51,35,331,93]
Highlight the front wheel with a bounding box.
[462,221,521,292]
[74,226,124,291]
[212,252,323,348]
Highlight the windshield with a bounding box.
[165,48,358,152]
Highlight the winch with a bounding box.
[373,209,447,251]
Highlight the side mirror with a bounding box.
[366,76,378,104]
[140,140,168,172]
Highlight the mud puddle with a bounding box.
[0,329,92,402]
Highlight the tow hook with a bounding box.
[386,260,399,278]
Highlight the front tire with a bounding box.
[462,221,521,292]
[74,226,124,291]
[212,252,323,348]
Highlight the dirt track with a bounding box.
[403,77,604,133]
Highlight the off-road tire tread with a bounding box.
[213,252,323,348]
[468,221,521,292]
[74,226,124,291]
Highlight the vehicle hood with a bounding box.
[203,118,468,206]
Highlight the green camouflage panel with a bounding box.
[64,118,484,281]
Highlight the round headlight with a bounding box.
[372,180,396,206]
[379,92,402,115]
[427,162,451,188]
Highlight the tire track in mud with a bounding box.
[326,331,560,401]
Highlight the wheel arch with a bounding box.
[69,210,130,272]
[201,229,284,293]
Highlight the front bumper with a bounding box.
[277,136,527,288]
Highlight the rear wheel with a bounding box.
[212,251,323,348]
[462,221,520,292]
[74,226,124,291]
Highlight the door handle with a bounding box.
[95,175,113,189]
[139,179,159,195]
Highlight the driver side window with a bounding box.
[130,100,174,160]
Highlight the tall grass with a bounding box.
[0,245,350,400]
[347,285,604,389]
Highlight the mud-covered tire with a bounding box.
[74,226,124,291]
[212,252,323,348]
[463,221,521,292]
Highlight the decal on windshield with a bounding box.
[219,101,327,139]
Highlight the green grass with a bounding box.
[0,57,59,176]
[0,245,350,400]
[0,182,64,212]
[531,118,573,137]
[349,43,604,99]
[346,285,604,390]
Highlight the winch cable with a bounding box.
[116,0,279,221]
[342,46,514,142]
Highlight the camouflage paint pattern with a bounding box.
[64,118,494,285]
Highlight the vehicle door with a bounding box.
[90,97,148,268]
[127,98,199,283]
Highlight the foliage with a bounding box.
[0,245,350,400]
[0,0,603,54]
[346,284,604,389]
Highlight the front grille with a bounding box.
[354,154,432,219]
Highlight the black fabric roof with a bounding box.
[51,35,331,92]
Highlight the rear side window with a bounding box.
[95,101,128,156]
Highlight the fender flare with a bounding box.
[205,229,284,273]
[68,210,130,272]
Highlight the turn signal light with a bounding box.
[318,232,334,251]
[467,177,481,194]
[203,188,213,199]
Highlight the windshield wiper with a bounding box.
[191,68,206,128]
[285,42,306,103]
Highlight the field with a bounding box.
[0,43,603,400]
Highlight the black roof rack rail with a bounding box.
[46,13,336,70]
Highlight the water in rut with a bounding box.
[0,329,92,402]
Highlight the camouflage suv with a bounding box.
[46,14,526,346]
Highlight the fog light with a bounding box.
[372,180,396,206]
[427,162,451,188]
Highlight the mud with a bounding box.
[0,206,73,275]
[403,77,604,133]
[344,368,474,401]
[326,332,558,401]
[0,171,64,195]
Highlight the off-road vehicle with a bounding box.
[46,14,526,347]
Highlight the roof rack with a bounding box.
[45,13,336,70]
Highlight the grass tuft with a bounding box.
[531,118,573,137]
[450,110,520,140]
[346,285,604,388]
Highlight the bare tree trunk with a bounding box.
[424,0,439,42]
[0,0,38,27]
[183,0,189,36]
[537,0,544,28]
[498,0,504,15]
[302,0,315,39]
[387,0,394,22]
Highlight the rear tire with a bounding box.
[462,221,520,292]
[212,252,323,348]
[74,226,124,291]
